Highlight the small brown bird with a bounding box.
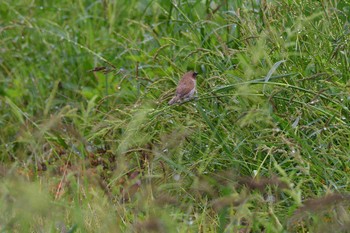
[168,71,198,105]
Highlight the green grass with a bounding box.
[1,0,350,232]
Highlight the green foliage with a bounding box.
[1,0,350,232]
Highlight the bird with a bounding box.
[168,71,198,105]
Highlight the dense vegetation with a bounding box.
[1,0,350,232]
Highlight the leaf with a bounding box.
[264,60,286,83]
[5,96,25,124]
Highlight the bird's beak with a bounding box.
[193,72,198,77]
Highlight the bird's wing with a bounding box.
[176,77,194,97]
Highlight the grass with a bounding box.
[1,0,350,232]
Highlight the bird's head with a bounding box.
[191,71,198,79]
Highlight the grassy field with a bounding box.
[1,0,350,232]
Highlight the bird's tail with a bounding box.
[168,95,180,105]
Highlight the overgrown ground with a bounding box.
[1,0,350,232]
